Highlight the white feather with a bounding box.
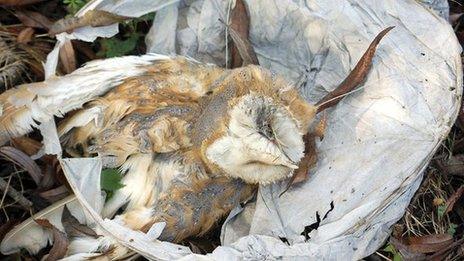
[0,54,169,144]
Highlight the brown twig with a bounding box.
[0,176,32,209]
[316,27,394,113]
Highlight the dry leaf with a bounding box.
[280,133,318,196]
[316,27,394,112]
[429,237,464,261]
[0,146,42,185]
[49,10,129,35]
[61,206,97,238]
[35,219,69,261]
[11,137,42,156]
[389,237,427,260]
[436,155,464,177]
[280,114,327,196]
[450,13,463,25]
[444,185,464,215]
[16,27,34,44]
[72,40,97,60]
[229,0,258,67]
[0,0,44,6]
[39,185,70,202]
[293,134,318,184]
[14,10,53,30]
[0,220,19,243]
[407,234,453,254]
[59,39,76,74]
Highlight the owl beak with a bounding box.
[284,162,299,169]
[279,157,298,169]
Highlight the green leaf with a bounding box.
[97,33,141,58]
[383,244,395,254]
[63,0,88,15]
[101,168,124,192]
[393,252,402,261]
[437,205,446,218]
[383,243,403,261]
[447,223,458,236]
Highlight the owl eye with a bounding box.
[258,121,275,141]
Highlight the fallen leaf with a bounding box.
[61,206,97,238]
[282,114,326,195]
[0,219,19,243]
[389,237,427,260]
[0,0,45,6]
[316,27,394,112]
[450,13,463,25]
[280,133,318,196]
[39,185,70,202]
[59,39,76,74]
[16,27,34,44]
[41,154,68,189]
[436,155,464,177]
[35,219,69,261]
[186,238,217,254]
[444,185,464,215]
[11,137,42,156]
[49,10,129,35]
[229,0,258,67]
[72,40,97,60]
[407,234,453,253]
[293,134,318,183]
[429,237,464,261]
[14,10,53,30]
[0,146,42,185]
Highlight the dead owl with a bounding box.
[0,28,392,256]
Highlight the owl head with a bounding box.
[205,93,309,184]
[200,66,317,185]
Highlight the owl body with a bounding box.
[52,57,316,248]
[61,57,315,185]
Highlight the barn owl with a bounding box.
[0,28,392,257]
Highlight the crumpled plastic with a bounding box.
[1,0,461,260]
[146,0,461,259]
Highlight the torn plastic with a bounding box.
[141,0,463,259]
[0,0,461,260]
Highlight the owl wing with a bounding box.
[0,55,225,147]
[46,57,225,164]
[0,54,172,145]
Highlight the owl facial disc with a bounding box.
[205,94,305,184]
